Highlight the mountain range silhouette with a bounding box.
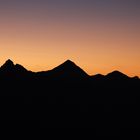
[0,59,138,79]
[0,59,140,133]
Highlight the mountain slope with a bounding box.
[106,70,129,80]
[0,59,29,76]
[47,60,89,79]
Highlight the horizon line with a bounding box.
[0,59,139,78]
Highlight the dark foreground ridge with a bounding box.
[0,59,140,134]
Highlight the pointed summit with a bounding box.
[5,59,14,65]
[63,59,75,65]
[0,59,15,71]
[58,60,78,69]
[48,60,89,80]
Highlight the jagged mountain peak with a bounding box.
[3,59,14,65]
[53,60,80,70]
[0,59,15,70]
[60,60,77,67]
[5,59,14,64]
[64,59,75,64]
[0,59,28,74]
[49,60,89,79]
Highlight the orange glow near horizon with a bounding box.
[0,0,140,77]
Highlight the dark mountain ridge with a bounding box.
[0,59,140,131]
[0,59,139,80]
[0,59,28,74]
[106,70,130,80]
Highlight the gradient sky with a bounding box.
[0,0,140,76]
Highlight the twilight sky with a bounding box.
[0,0,140,76]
